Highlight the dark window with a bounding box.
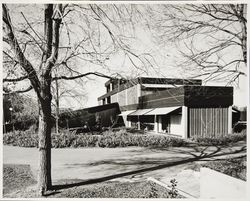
[112,83,115,90]
[107,85,110,93]
[107,96,111,104]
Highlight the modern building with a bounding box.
[98,77,233,138]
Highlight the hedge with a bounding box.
[3,129,187,148]
[3,128,246,148]
[192,131,246,146]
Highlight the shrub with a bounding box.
[192,132,246,146]
[3,128,187,148]
[3,128,38,147]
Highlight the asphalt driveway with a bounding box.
[3,141,246,197]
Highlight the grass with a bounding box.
[3,164,36,195]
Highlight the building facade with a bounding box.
[98,77,233,138]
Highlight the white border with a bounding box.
[0,1,249,201]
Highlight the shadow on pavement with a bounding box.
[52,144,246,191]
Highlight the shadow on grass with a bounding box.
[51,144,246,191]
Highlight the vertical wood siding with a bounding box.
[189,108,228,138]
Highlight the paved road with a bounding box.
[3,141,246,197]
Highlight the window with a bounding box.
[106,85,110,93]
[107,96,111,104]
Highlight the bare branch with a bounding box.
[2,4,41,98]
[52,72,114,81]
[20,12,45,52]
[3,75,29,82]
[3,85,33,95]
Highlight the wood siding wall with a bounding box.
[139,87,185,108]
[189,107,228,138]
[185,86,233,107]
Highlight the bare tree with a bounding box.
[150,4,247,84]
[2,3,156,195]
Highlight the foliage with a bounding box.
[192,132,246,146]
[168,179,178,198]
[51,131,99,148]
[3,127,38,147]
[3,93,38,131]
[4,128,245,148]
[148,182,158,198]
[3,128,187,148]
[202,156,246,181]
[4,173,181,198]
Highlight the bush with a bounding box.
[192,132,246,146]
[3,128,38,147]
[3,128,187,148]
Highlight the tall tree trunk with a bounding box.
[37,82,52,195]
[55,73,59,135]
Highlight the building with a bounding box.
[59,103,121,131]
[98,77,233,138]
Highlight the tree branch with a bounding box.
[3,85,33,95]
[20,12,45,52]
[2,4,41,98]
[3,75,29,82]
[52,72,114,81]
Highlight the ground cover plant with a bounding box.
[201,156,247,181]
[3,164,36,195]
[3,128,187,148]
[3,163,182,198]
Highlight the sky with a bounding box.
[2,3,248,110]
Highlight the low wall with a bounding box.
[200,167,246,199]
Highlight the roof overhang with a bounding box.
[144,106,181,115]
[128,109,154,116]
[118,110,136,116]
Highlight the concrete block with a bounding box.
[200,167,246,199]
